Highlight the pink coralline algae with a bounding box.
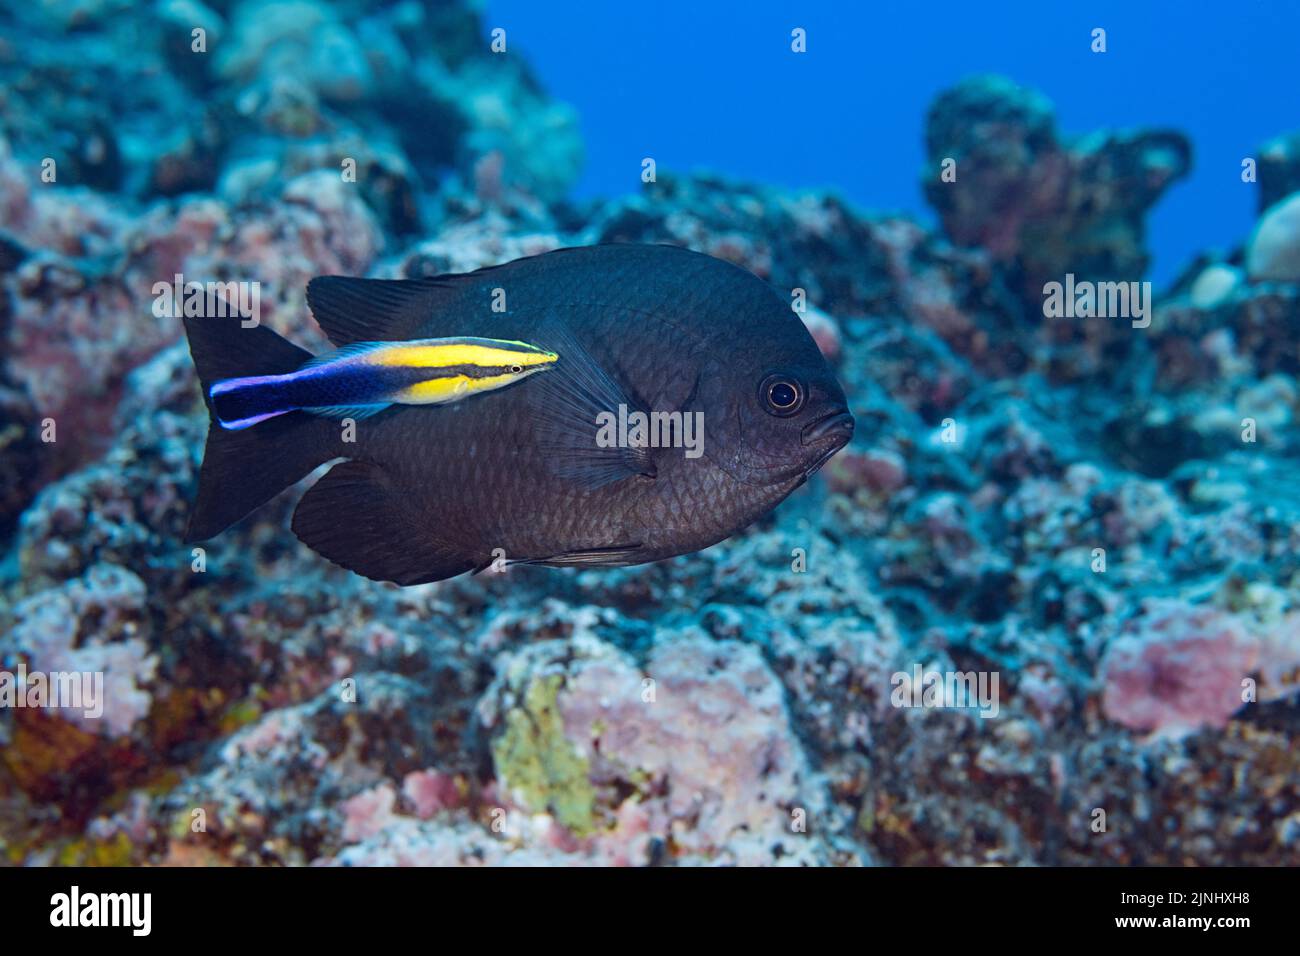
[401,770,467,819]
[477,631,852,865]
[823,447,909,498]
[1101,600,1256,740]
[340,783,399,843]
[3,563,158,738]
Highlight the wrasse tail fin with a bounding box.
[291,460,476,585]
[181,298,338,542]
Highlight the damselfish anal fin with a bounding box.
[512,544,645,568]
[291,460,475,585]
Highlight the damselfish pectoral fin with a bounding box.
[291,460,476,585]
[529,324,656,489]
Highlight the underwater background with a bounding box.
[1,0,1298,866]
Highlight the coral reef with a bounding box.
[479,630,850,864]
[1247,193,1300,281]
[923,75,1191,306]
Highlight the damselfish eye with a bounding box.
[760,375,805,416]
[770,382,798,407]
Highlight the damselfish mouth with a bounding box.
[800,410,855,477]
[801,410,855,446]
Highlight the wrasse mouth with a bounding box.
[801,410,855,447]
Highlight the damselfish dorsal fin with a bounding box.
[306,276,452,346]
[306,247,650,347]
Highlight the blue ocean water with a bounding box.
[488,0,1298,284]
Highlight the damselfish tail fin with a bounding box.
[182,298,339,542]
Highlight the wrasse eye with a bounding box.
[760,374,804,416]
[510,364,523,374]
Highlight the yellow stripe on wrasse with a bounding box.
[362,338,559,405]
[370,339,559,370]
[396,371,535,404]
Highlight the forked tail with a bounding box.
[181,297,338,541]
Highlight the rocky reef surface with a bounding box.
[1,3,1298,866]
